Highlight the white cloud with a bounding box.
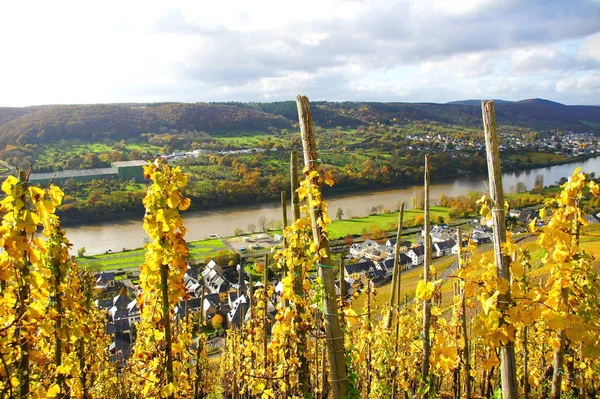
[0,0,599,105]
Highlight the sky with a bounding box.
[1,0,600,106]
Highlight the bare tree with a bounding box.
[258,216,268,232]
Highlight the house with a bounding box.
[433,239,456,258]
[349,239,380,257]
[362,246,386,262]
[126,300,140,326]
[228,295,249,327]
[378,253,411,277]
[508,209,522,219]
[112,292,130,310]
[407,245,425,266]
[386,238,411,250]
[422,225,453,243]
[335,278,355,298]
[367,270,387,287]
[344,260,375,280]
[175,297,203,320]
[204,259,223,274]
[202,263,231,299]
[97,298,114,310]
[96,272,116,289]
[186,279,203,297]
[471,231,492,245]
[203,293,221,320]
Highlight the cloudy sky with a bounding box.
[1,0,600,106]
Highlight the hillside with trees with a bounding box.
[0,99,599,149]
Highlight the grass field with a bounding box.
[328,206,450,240]
[505,152,567,164]
[80,238,227,270]
[35,141,161,170]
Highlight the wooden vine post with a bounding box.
[481,100,518,399]
[296,95,348,399]
[550,209,579,398]
[290,149,310,391]
[421,155,432,398]
[160,264,175,397]
[263,254,269,371]
[390,203,405,399]
[17,170,30,399]
[281,191,290,307]
[387,202,405,328]
[457,228,472,399]
[194,285,205,399]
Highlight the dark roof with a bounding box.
[113,294,129,309]
[409,245,424,256]
[185,268,199,281]
[367,270,386,284]
[204,293,221,307]
[113,308,129,320]
[30,168,118,182]
[100,299,113,309]
[435,239,456,250]
[97,272,115,282]
[114,318,130,333]
[381,258,394,270]
[345,260,374,275]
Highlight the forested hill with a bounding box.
[1,98,599,147]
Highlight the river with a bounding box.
[66,156,600,255]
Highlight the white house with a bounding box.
[407,245,425,266]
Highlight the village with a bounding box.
[92,212,548,361]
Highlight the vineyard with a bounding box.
[1,98,600,399]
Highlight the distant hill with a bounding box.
[0,98,598,148]
[446,99,514,106]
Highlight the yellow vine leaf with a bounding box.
[416,280,434,301]
[46,384,60,398]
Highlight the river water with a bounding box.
[66,156,600,255]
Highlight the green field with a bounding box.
[80,238,227,271]
[505,152,567,164]
[327,206,450,240]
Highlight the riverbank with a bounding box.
[79,206,457,270]
[57,152,600,227]
[63,155,600,256]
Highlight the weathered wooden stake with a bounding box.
[160,264,175,399]
[387,202,405,328]
[263,254,269,371]
[194,285,205,399]
[16,170,30,399]
[281,191,290,308]
[457,229,472,399]
[481,100,518,399]
[339,257,345,324]
[551,213,579,398]
[422,155,432,398]
[290,149,309,391]
[297,95,348,399]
